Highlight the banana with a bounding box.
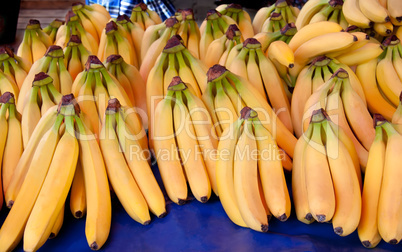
[75,114,111,250]
[234,110,268,232]
[359,0,390,23]
[253,5,276,34]
[358,118,385,248]
[214,79,238,133]
[387,0,402,21]
[356,58,396,120]
[172,86,211,203]
[78,3,110,40]
[0,94,22,196]
[4,105,58,207]
[0,111,63,251]
[378,122,402,244]
[292,122,314,224]
[152,89,187,204]
[216,116,247,227]
[100,106,150,224]
[267,40,294,68]
[70,160,86,218]
[304,111,335,223]
[343,0,373,28]
[323,118,361,236]
[64,35,89,81]
[0,47,28,89]
[295,0,329,29]
[23,105,79,252]
[0,97,8,210]
[290,22,343,51]
[17,27,33,65]
[49,206,64,239]
[392,43,402,83]
[253,114,290,221]
[336,42,383,66]
[116,15,144,66]
[176,51,202,97]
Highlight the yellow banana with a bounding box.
[359,0,390,23]
[70,160,86,218]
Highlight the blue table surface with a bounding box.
[1,163,401,252]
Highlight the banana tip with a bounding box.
[90,242,99,250]
[261,224,269,233]
[334,227,343,236]
[49,232,56,239]
[361,241,372,248]
[143,220,151,225]
[305,213,313,222]
[388,239,398,245]
[278,214,288,222]
[315,214,326,222]
[200,196,208,203]
[178,199,186,205]
[158,212,167,218]
[74,211,83,218]
[7,200,14,208]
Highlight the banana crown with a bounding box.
[0,92,19,120]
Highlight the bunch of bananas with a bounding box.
[140,17,180,80]
[253,0,299,34]
[343,0,401,33]
[97,20,138,68]
[43,19,64,43]
[293,108,361,236]
[20,73,62,148]
[104,54,147,127]
[146,35,207,126]
[0,95,79,251]
[296,0,348,30]
[202,64,296,168]
[291,55,365,137]
[302,69,373,167]
[199,9,236,61]
[175,9,201,59]
[72,55,133,138]
[358,113,402,248]
[216,4,254,39]
[17,45,73,115]
[115,14,144,66]
[226,38,293,132]
[17,19,52,65]
[204,24,242,68]
[0,92,23,211]
[130,2,162,30]
[151,76,218,203]
[63,35,90,80]
[100,98,165,223]
[0,46,30,89]
[217,106,290,232]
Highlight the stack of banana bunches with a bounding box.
[1,0,402,250]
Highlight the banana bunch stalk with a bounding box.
[0,93,23,210]
[151,76,217,203]
[358,114,402,248]
[0,95,80,252]
[254,22,297,51]
[260,12,287,33]
[199,9,236,61]
[97,20,138,68]
[216,106,290,232]
[140,17,180,81]
[115,15,144,67]
[302,68,374,168]
[20,73,62,148]
[176,9,201,59]
[55,11,99,54]
[293,108,361,236]
[226,38,293,133]
[296,0,348,30]
[43,19,64,43]
[291,56,366,137]
[146,35,207,129]
[202,64,296,166]
[72,55,133,139]
[130,2,162,30]
[288,26,358,79]
[104,54,147,128]
[204,24,242,68]
[216,4,254,39]
[100,98,165,224]
[343,0,397,34]
[17,19,53,65]
[71,2,111,43]
[63,35,90,81]
[253,0,299,34]
[17,45,73,113]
